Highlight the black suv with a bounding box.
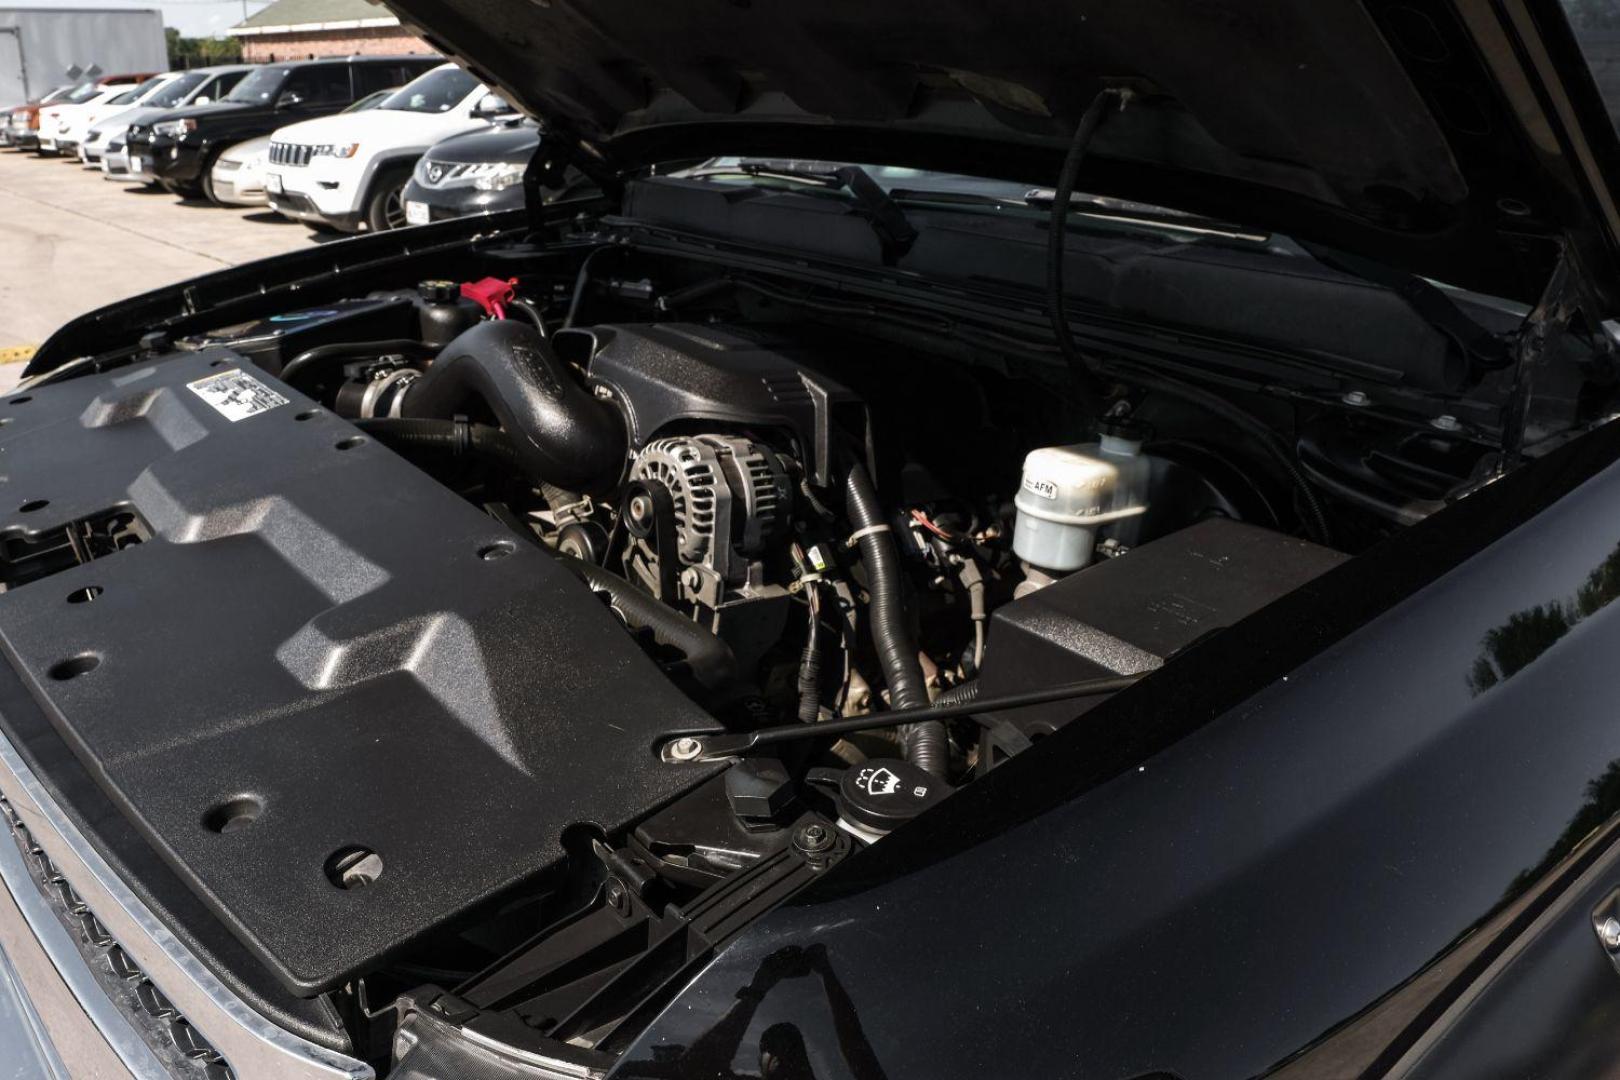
[124,55,438,198]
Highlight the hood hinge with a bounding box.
[1501,243,1613,468]
[522,127,619,230]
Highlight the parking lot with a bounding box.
[0,144,322,358]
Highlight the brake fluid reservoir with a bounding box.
[1013,430,1150,572]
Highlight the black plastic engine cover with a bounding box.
[0,350,719,995]
[572,323,864,486]
[980,518,1346,733]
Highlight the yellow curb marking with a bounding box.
[0,346,36,365]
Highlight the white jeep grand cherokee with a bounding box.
[264,62,511,232]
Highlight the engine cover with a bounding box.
[571,322,864,486]
[0,351,720,995]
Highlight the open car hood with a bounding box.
[381,0,1620,306]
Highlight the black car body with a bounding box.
[124,56,438,196]
[11,2,1620,1078]
[400,117,539,223]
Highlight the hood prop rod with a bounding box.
[659,673,1144,763]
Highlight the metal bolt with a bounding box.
[667,737,702,762]
[592,385,614,401]
[1431,414,1463,433]
[1342,390,1370,407]
[794,822,834,854]
[1599,917,1620,950]
[604,877,629,913]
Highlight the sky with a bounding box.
[18,0,275,38]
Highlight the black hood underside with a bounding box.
[383,0,1620,305]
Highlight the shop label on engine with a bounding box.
[187,368,289,422]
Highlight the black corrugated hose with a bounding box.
[558,555,742,699]
[797,582,824,724]
[843,462,946,775]
[1046,89,1123,413]
[355,417,527,474]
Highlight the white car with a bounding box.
[208,89,395,207]
[81,65,252,166]
[207,134,272,206]
[264,62,512,232]
[37,85,131,155]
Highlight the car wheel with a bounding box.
[200,163,223,206]
[364,168,412,232]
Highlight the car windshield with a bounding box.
[680,157,1268,243]
[146,72,207,109]
[344,89,395,113]
[379,66,478,113]
[62,83,105,104]
[225,66,290,104]
[122,76,167,102]
[108,87,142,106]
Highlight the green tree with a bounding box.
[165,28,242,69]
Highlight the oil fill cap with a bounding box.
[836,758,947,835]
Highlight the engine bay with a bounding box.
[3,198,1612,1074]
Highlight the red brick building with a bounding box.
[229,0,433,63]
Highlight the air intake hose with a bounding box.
[558,555,741,699]
[402,320,625,492]
[844,462,946,775]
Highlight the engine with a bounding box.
[259,283,1338,778]
[144,267,1395,1066]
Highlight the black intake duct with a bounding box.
[403,320,625,491]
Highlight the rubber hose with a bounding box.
[402,320,625,491]
[1047,89,1122,413]
[354,417,527,474]
[797,587,823,724]
[844,463,945,775]
[557,554,741,698]
[507,298,549,338]
[934,681,980,707]
[278,339,436,386]
[1126,368,1332,545]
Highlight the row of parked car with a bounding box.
[0,55,545,232]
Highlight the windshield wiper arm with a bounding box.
[697,161,919,260]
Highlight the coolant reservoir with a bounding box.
[1012,431,1150,572]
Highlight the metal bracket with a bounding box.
[521,131,577,230]
[1501,244,1591,470]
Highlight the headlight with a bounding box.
[154,118,197,138]
[312,143,360,159]
[474,163,525,191]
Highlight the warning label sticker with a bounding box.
[187,368,288,423]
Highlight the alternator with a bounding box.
[629,435,791,584]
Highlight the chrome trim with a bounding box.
[0,813,167,1078]
[0,940,72,1079]
[460,1026,603,1079]
[0,729,375,1080]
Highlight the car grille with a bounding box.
[0,791,233,1079]
[267,141,314,167]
